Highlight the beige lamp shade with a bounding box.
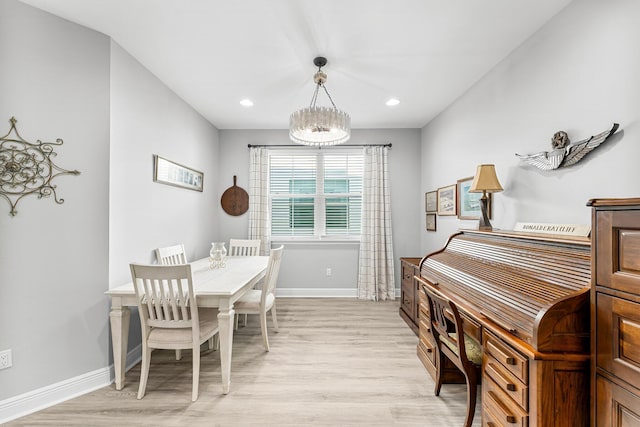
[469,164,503,193]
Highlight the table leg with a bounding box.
[109,305,130,391]
[217,302,235,394]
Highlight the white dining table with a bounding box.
[105,255,269,394]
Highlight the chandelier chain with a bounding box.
[309,83,321,108]
[321,84,338,109]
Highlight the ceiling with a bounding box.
[20,0,572,130]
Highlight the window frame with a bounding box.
[268,149,363,242]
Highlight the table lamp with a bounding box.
[469,164,503,231]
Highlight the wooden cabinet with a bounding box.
[590,198,640,426]
[399,258,422,335]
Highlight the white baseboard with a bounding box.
[276,288,357,298]
[0,367,111,424]
[0,344,142,424]
[276,288,401,298]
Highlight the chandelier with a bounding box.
[289,57,351,146]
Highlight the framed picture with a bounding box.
[153,155,204,192]
[426,213,437,231]
[457,176,491,220]
[425,190,437,212]
[437,184,457,216]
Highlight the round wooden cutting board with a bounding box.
[221,175,249,216]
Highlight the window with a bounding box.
[269,151,363,239]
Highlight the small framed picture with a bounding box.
[425,190,437,212]
[426,213,437,231]
[153,155,204,192]
[437,184,457,216]
[457,176,491,220]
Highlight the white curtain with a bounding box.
[357,146,395,301]
[248,147,270,255]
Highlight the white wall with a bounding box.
[109,41,220,286]
[0,0,221,410]
[0,0,110,400]
[108,42,221,350]
[218,129,422,295]
[421,0,640,254]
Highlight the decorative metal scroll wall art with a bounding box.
[516,123,619,170]
[0,117,80,216]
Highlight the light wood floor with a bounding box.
[7,298,481,426]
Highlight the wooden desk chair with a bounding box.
[155,243,188,265]
[130,263,219,401]
[422,284,482,427]
[228,239,261,256]
[234,245,283,351]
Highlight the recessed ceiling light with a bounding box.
[240,99,254,107]
[386,98,400,107]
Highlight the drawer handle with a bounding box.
[487,340,518,366]
[488,391,517,424]
[487,363,517,392]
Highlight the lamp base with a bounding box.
[478,193,493,231]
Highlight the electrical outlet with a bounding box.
[326,267,332,276]
[0,349,12,370]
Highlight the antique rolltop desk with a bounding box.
[416,229,591,426]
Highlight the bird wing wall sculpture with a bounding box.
[516,123,619,170]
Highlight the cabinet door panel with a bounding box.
[596,375,640,427]
[596,293,640,392]
[596,210,640,294]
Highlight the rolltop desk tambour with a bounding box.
[416,229,591,426]
[589,198,640,426]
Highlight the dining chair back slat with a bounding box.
[155,244,188,265]
[228,239,261,256]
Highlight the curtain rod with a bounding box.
[247,143,392,148]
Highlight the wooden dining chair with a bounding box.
[130,263,219,401]
[422,284,482,427]
[234,245,283,351]
[228,239,261,256]
[155,243,188,265]
[155,243,192,360]
[229,239,262,327]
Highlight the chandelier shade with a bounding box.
[289,57,351,146]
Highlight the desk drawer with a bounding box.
[596,293,640,391]
[484,354,528,411]
[419,318,436,351]
[402,261,415,282]
[419,286,430,317]
[484,330,529,384]
[462,312,482,343]
[483,405,507,427]
[417,337,435,366]
[483,375,529,427]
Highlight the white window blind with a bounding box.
[323,153,363,236]
[269,151,363,239]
